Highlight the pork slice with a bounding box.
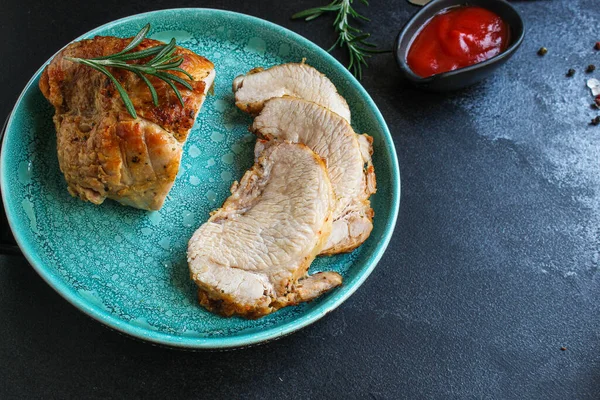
[232,63,351,123]
[251,97,376,255]
[187,142,342,318]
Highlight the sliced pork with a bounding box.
[252,97,376,254]
[232,63,351,123]
[187,142,342,318]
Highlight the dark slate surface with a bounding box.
[1,0,599,398]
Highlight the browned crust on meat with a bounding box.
[54,114,182,210]
[40,36,213,140]
[197,270,343,319]
[197,289,272,320]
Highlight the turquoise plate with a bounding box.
[1,9,400,349]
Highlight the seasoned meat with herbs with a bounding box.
[39,35,215,210]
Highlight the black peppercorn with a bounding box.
[591,116,600,126]
[537,47,548,56]
[566,69,575,77]
[595,42,600,51]
[586,64,596,73]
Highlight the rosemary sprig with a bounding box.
[65,23,194,118]
[293,0,382,79]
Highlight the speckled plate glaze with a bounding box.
[0,9,400,349]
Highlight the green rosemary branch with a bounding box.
[292,0,382,79]
[65,23,194,118]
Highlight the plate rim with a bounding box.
[0,7,401,349]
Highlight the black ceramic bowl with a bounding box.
[394,0,525,91]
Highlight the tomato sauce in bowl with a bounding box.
[406,6,509,78]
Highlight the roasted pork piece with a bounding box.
[40,36,215,210]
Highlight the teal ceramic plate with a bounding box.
[1,9,400,349]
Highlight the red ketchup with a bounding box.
[406,6,509,78]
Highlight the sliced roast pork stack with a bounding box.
[252,97,376,255]
[232,63,351,123]
[187,142,342,318]
[40,36,215,210]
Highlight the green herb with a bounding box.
[292,0,382,79]
[65,24,194,118]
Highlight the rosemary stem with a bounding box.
[292,0,380,79]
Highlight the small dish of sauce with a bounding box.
[394,0,524,91]
[407,6,510,78]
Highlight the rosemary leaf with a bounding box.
[111,45,165,61]
[169,67,195,81]
[161,78,185,107]
[155,58,185,70]
[156,72,194,91]
[135,72,159,107]
[292,5,339,20]
[305,12,325,22]
[149,38,177,65]
[118,24,152,55]
[94,24,151,60]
